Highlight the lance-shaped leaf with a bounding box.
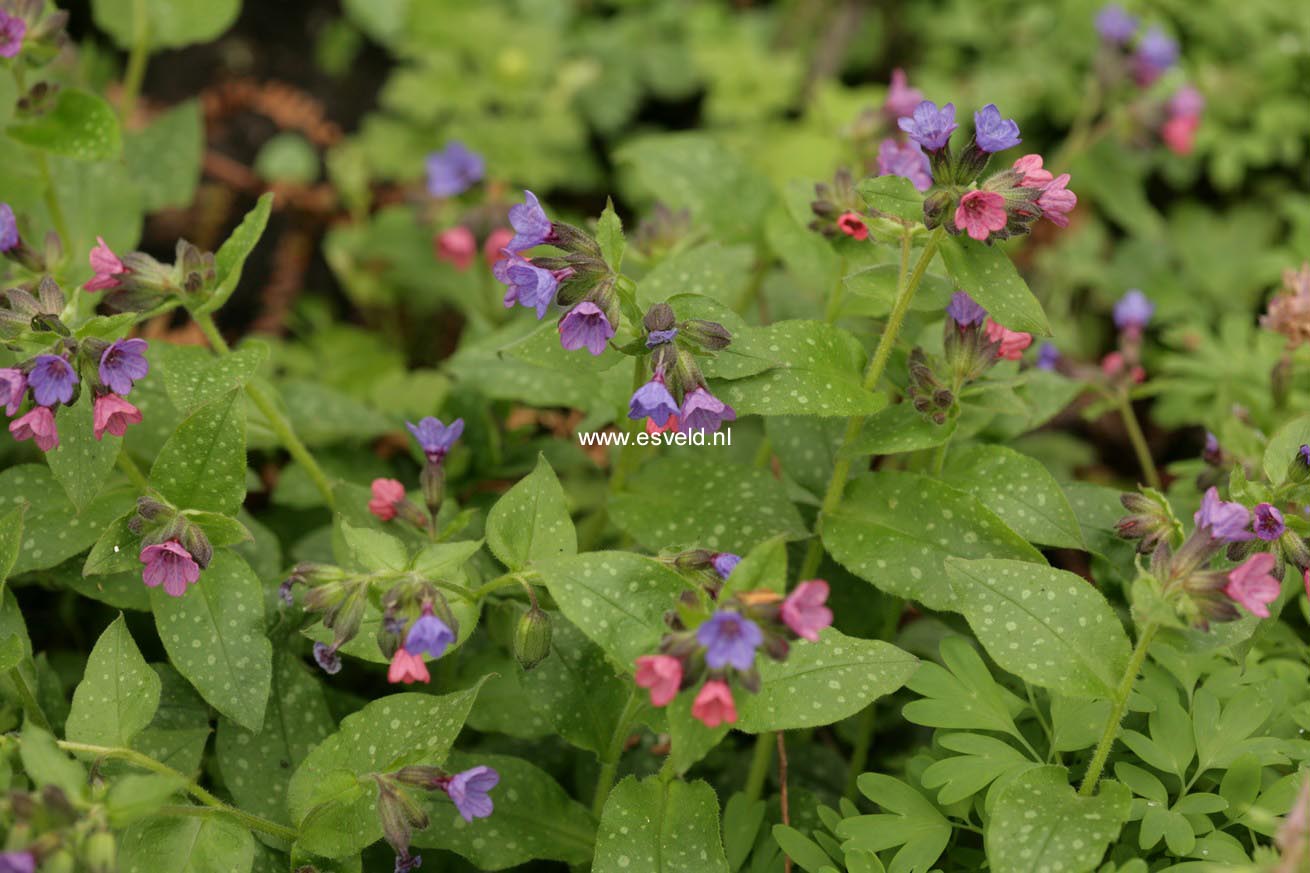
[65,615,161,748]
[939,236,1050,336]
[150,388,247,515]
[593,776,730,873]
[486,454,576,570]
[198,193,275,314]
[46,389,122,511]
[943,444,1085,550]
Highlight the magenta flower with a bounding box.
[973,104,1022,153]
[711,552,741,579]
[0,851,35,873]
[1094,4,1137,44]
[883,68,924,119]
[0,368,26,416]
[1113,289,1154,332]
[1254,503,1286,541]
[425,142,484,197]
[140,540,201,597]
[691,679,737,727]
[1013,154,1054,188]
[897,101,957,152]
[443,766,499,822]
[876,139,933,192]
[954,190,1007,242]
[369,478,406,521]
[93,393,142,440]
[28,355,77,406]
[404,607,455,658]
[1194,487,1253,542]
[506,190,555,253]
[494,253,563,318]
[9,406,57,452]
[781,580,833,642]
[628,372,679,426]
[0,203,17,251]
[678,387,735,435]
[406,416,464,464]
[84,237,128,292]
[946,291,987,328]
[1036,174,1076,227]
[1224,552,1280,618]
[634,654,682,707]
[99,338,149,395]
[558,302,615,355]
[1169,86,1205,119]
[435,226,477,271]
[696,610,763,671]
[0,11,25,59]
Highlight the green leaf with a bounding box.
[7,89,122,161]
[1261,413,1310,484]
[125,99,203,210]
[857,176,925,224]
[939,236,1050,336]
[853,403,956,455]
[132,664,212,774]
[521,620,631,756]
[636,244,756,310]
[535,552,690,669]
[154,341,269,415]
[920,733,1039,806]
[185,511,253,547]
[287,684,484,858]
[0,505,23,585]
[20,722,86,798]
[823,472,1044,611]
[721,534,788,597]
[0,465,135,575]
[65,615,161,748]
[773,824,837,873]
[91,0,240,49]
[336,518,408,572]
[610,456,807,554]
[593,776,730,873]
[151,550,272,731]
[597,197,626,271]
[943,444,1086,549]
[105,772,188,827]
[736,630,918,732]
[46,388,124,511]
[944,558,1130,699]
[83,512,142,576]
[118,815,255,873]
[903,637,1027,739]
[838,774,951,873]
[413,751,597,867]
[150,388,247,515]
[198,193,275,315]
[985,766,1131,873]
[487,454,577,570]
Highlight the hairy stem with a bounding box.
[1117,393,1161,490]
[1078,623,1157,797]
[743,731,774,802]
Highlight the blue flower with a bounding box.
[506,190,555,253]
[28,355,78,407]
[897,101,957,152]
[946,291,987,328]
[1094,4,1137,44]
[628,373,679,426]
[1113,289,1154,331]
[696,611,763,671]
[973,104,1022,153]
[426,141,484,197]
[0,203,17,252]
[405,610,455,658]
[494,253,562,319]
[406,416,464,464]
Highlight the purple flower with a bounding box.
[558,302,615,355]
[0,12,25,60]
[876,139,933,192]
[406,416,464,464]
[1113,289,1154,331]
[443,766,499,822]
[711,552,741,579]
[394,852,422,873]
[973,104,1022,153]
[0,368,26,416]
[506,190,554,253]
[313,642,342,675]
[1169,85,1205,119]
[696,611,763,671]
[404,609,455,658]
[99,338,149,396]
[946,291,987,328]
[1036,342,1061,371]
[28,355,78,407]
[1253,503,1285,541]
[426,142,484,197]
[1134,26,1178,84]
[0,203,17,251]
[1094,4,1137,44]
[646,328,678,348]
[897,101,957,152]
[0,851,35,873]
[1194,487,1253,543]
[1299,444,1310,468]
[494,253,560,318]
[678,387,735,435]
[140,540,201,597]
[628,372,679,426]
[883,68,924,119]
[1203,432,1222,463]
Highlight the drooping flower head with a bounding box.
[1013,154,1054,188]
[711,552,741,580]
[84,237,128,292]
[442,766,499,822]
[426,142,484,197]
[954,191,1007,242]
[1194,487,1253,542]
[0,368,26,416]
[628,371,679,426]
[883,68,924,119]
[28,355,78,406]
[1094,4,1137,44]
[99,338,149,395]
[369,478,406,521]
[494,253,561,318]
[9,406,57,451]
[388,648,430,684]
[93,393,142,440]
[691,679,737,728]
[0,203,17,251]
[696,610,763,671]
[1036,174,1076,227]
[140,540,201,597]
[679,387,735,435]
[1224,552,1280,618]
[646,327,678,348]
[985,319,1033,361]
[312,641,342,675]
[405,606,455,659]
[506,190,555,253]
[634,654,682,707]
[897,101,957,152]
[1133,26,1178,85]
[435,226,477,271]
[972,104,1022,153]
[1036,342,1061,371]
[406,416,464,464]
[0,11,25,59]
[558,302,615,355]
[946,291,987,328]
[1113,289,1154,332]
[876,139,933,192]
[1253,503,1286,542]
[780,580,833,642]
[836,212,869,240]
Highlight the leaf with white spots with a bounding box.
[853,402,956,455]
[736,630,919,732]
[593,776,730,873]
[944,558,1130,699]
[636,245,756,310]
[0,465,135,576]
[150,388,248,515]
[287,683,485,858]
[944,445,1086,550]
[66,615,161,748]
[46,389,123,511]
[83,511,142,576]
[521,619,632,756]
[151,550,272,731]
[939,235,1050,336]
[823,472,1045,611]
[535,552,691,670]
[215,654,335,832]
[334,517,408,572]
[0,505,23,584]
[132,664,212,774]
[413,751,597,867]
[985,766,1131,873]
[857,175,925,224]
[154,341,268,415]
[487,454,577,570]
[766,415,846,497]
[117,814,256,873]
[7,88,123,161]
[609,456,807,555]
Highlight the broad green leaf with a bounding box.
[105,772,188,827]
[944,444,1086,549]
[920,733,1039,806]
[903,636,1027,738]
[0,465,134,575]
[414,751,597,867]
[125,99,203,210]
[939,236,1050,336]
[150,388,247,515]
[154,341,269,415]
[487,454,577,570]
[766,415,846,497]
[0,505,23,584]
[594,776,730,873]
[118,815,255,873]
[151,550,272,731]
[535,552,690,669]
[636,244,756,310]
[287,684,484,858]
[823,472,1044,611]
[66,615,161,748]
[853,403,956,455]
[945,558,1130,699]
[132,664,212,774]
[610,456,807,554]
[186,511,253,547]
[736,630,918,732]
[20,722,87,798]
[46,389,122,511]
[839,774,951,873]
[841,264,954,317]
[721,534,788,596]
[91,0,240,49]
[1261,413,1310,484]
[857,176,925,224]
[986,766,1131,873]
[521,620,631,756]
[597,197,626,271]
[83,512,142,576]
[8,89,122,161]
[336,518,408,572]
[198,193,275,315]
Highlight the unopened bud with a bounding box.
[84,831,117,873]
[376,780,429,856]
[551,222,602,258]
[513,606,551,671]
[179,522,213,570]
[1288,445,1310,485]
[394,766,444,790]
[420,462,445,518]
[680,319,732,352]
[643,302,676,333]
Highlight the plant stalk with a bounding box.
[1078,622,1157,797]
[1117,393,1161,490]
[592,688,641,817]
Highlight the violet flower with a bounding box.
[506,190,554,253]
[558,302,615,355]
[696,610,763,671]
[99,338,149,395]
[897,101,957,152]
[404,608,455,659]
[426,142,484,197]
[406,417,464,464]
[876,139,933,192]
[973,104,1022,153]
[1113,289,1154,332]
[678,387,735,435]
[28,355,77,407]
[1194,487,1253,542]
[628,372,679,426]
[0,203,17,251]
[443,766,499,822]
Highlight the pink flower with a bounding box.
[646,414,678,435]
[435,227,477,271]
[483,228,514,267]
[781,580,833,642]
[1012,154,1053,188]
[837,212,869,240]
[690,680,737,728]
[1037,174,1076,227]
[1224,552,1280,618]
[883,68,924,119]
[984,319,1033,361]
[634,655,682,707]
[954,191,1007,242]
[140,540,201,597]
[83,237,128,292]
[9,406,58,452]
[388,648,430,684]
[92,393,142,440]
[1100,352,1145,382]
[368,478,406,521]
[1162,114,1200,156]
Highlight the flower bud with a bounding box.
[376,779,429,858]
[84,831,117,873]
[1287,445,1310,485]
[36,275,66,315]
[43,850,75,873]
[394,765,444,790]
[1116,490,1177,555]
[680,319,732,352]
[179,522,213,571]
[643,303,676,333]
[550,222,603,258]
[513,606,552,671]
[922,189,952,230]
[420,461,445,519]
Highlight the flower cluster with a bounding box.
[125,497,214,598]
[0,1,67,62]
[626,302,736,435]
[1038,288,1153,387]
[78,235,217,312]
[0,772,115,873]
[378,763,501,871]
[369,416,464,533]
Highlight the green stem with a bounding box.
[56,740,298,842]
[193,313,337,510]
[743,731,775,802]
[1078,623,1158,797]
[930,435,951,477]
[117,448,150,491]
[468,571,535,602]
[592,688,641,817]
[797,227,945,580]
[120,0,150,121]
[1117,393,1161,490]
